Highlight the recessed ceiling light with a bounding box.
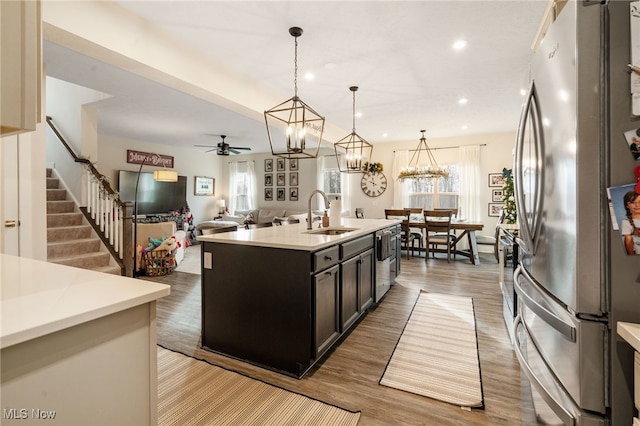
[355,112,362,118]
[453,40,467,50]
[458,98,468,105]
[520,88,527,96]
[462,125,468,130]
[304,72,315,81]
[382,133,388,138]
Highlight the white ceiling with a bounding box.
[43,1,546,154]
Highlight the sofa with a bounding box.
[134,222,187,266]
[196,208,323,234]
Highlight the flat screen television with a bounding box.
[118,170,187,215]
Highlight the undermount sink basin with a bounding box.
[304,227,359,235]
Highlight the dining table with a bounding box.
[405,219,485,265]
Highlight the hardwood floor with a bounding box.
[143,249,524,425]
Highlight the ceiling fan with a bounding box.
[195,135,251,156]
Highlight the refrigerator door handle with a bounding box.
[513,316,576,426]
[514,266,576,342]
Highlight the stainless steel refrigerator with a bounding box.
[513,1,640,425]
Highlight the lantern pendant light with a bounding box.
[334,86,373,173]
[264,27,325,159]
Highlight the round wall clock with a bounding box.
[361,172,387,197]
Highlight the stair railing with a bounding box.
[46,116,134,276]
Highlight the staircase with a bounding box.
[46,169,122,275]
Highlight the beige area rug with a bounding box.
[379,291,484,409]
[157,347,361,426]
[174,244,201,275]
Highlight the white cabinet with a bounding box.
[0,0,41,135]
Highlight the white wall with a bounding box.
[97,134,224,224]
[45,77,110,202]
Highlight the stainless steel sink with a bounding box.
[304,227,359,235]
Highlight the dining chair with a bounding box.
[384,209,417,259]
[355,208,365,219]
[406,208,425,254]
[434,207,459,257]
[423,209,456,262]
[477,209,506,262]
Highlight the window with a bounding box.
[233,170,251,210]
[228,161,256,214]
[408,165,459,210]
[323,168,342,199]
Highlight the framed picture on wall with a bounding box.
[265,173,273,186]
[290,172,298,186]
[277,158,285,171]
[277,188,285,201]
[265,188,273,201]
[290,187,298,201]
[277,173,286,186]
[290,158,299,171]
[488,173,505,187]
[492,189,504,202]
[194,176,214,196]
[488,203,505,217]
[265,158,273,172]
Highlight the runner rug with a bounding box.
[157,346,361,426]
[379,291,484,409]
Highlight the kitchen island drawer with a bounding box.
[313,245,340,272]
[341,234,374,259]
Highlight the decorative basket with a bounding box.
[143,249,176,276]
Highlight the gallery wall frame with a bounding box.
[277,188,285,201]
[265,159,273,172]
[265,188,273,201]
[277,173,286,186]
[488,202,505,217]
[194,176,214,196]
[488,173,505,187]
[492,189,504,202]
[290,187,298,201]
[265,173,273,186]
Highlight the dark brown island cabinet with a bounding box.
[199,220,400,377]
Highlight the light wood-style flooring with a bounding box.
[143,248,523,426]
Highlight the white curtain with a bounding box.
[228,161,239,214]
[392,151,410,208]
[227,160,256,214]
[458,145,482,222]
[246,160,257,210]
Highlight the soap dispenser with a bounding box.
[322,211,330,227]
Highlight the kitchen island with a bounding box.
[0,254,170,425]
[197,218,400,377]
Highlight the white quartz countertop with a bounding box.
[0,254,170,349]
[197,218,401,251]
[618,322,640,352]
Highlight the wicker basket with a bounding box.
[143,249,176,276]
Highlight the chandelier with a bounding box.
[397,130,449,181]
[264,27,325,159]
[334,86,373,173]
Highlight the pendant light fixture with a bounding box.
[334,86,373,173]
[264,27,325,159]
[398,130,449,181]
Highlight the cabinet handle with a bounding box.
[324,255,332,260]
[4,220,18,228]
